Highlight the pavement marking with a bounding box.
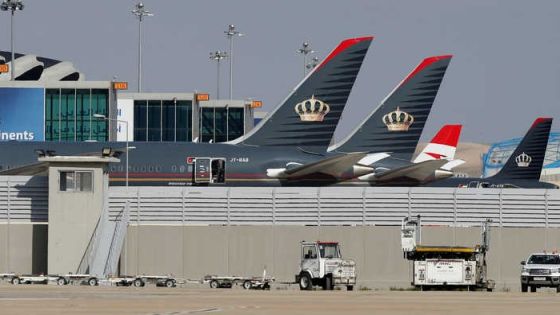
[0,297,70,301]
[150,308,222,315]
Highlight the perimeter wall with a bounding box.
[2,178,560,289]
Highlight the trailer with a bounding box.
[401,216,495,291]
[0,273,51,285]
[203,269,274,290]
[54,274,99,286]
[100,275,181,287]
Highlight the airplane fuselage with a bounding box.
[0,141,344,186]
[422,176,558,189]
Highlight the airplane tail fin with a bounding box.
[413,124,462,163]
[231,36,373,152]
[330,55,452,160]
[492,117,552,180]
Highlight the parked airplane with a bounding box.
[321,55,458,184]
[357,124,464,185]
[424,117,558,189]
[0,36,375,186]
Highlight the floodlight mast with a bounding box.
[94,114,133,187]
[224,24,243,100]
[306,57,320,71]
[297,41,315,78]
[1,0,24,81]
[131,2,153,92]
[209,50,228,100]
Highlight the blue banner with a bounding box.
[0,88,44,141]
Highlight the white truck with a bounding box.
[401,216,495,291]
[520,252,560,292]
[295,241,356,291]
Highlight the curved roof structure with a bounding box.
[482,132,560,177]
[0,51,83,81]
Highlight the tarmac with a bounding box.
[0,285,560,315]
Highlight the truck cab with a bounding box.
[520,252,560,292]
[296,241,356,291]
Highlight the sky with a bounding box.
[2,0,560,144]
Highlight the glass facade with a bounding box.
[45,88,108,141]
[133,99,192,142]
[200,107,245,143]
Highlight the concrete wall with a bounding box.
[0,223,48,275]
[120,224,560,290]
[1,222,559,290]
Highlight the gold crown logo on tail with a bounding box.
[382,107,414,132]
[294,95,330,122]
[515,152,532,167]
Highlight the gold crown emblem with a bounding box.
[294,95,330,122]
[382,107,414,132]
[515,152,532,167]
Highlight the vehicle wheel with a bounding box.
[210,280,220,289]
[521,284,528,292]
[557,286,560,293]
[133,278,144,287]
[325,277,333,290]
[299,274,312,291]
[165,279,175,288]
[57,277,66,286]
[11,277,20,285]
[262,283,271,290]
[530,286,537,292]
[243,280,252,290]
[347,285,354,291]
[88,278,98,286]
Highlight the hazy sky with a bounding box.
[2,0,560,143]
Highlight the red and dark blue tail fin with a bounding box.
[330,55,452,160]
[231,36,373,152]
[492,117,552,180]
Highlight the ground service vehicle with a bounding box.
[520,253,560,292]
[401,216,495,291]
[296,241,356,291]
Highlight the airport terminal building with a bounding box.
[0,82,258,144]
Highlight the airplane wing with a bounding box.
[270,152,371,179]
[374,159,449,182]
[441,159,465,171]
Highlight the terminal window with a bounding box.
[134,99,192,142]
[59,171,93,192]
[200,107,245,143]
[45,89,108,141]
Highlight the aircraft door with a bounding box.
[194,158,211,184]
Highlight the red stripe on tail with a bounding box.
[430,124,462,146]
[401,55,453,85]
[316,36,374,71]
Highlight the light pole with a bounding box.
[94,114,134,187]
[209,50,228,99]
[306,57,320,71]
[224,24,243,100]
[297,41,315,78]
[1,0,24,81]
[131,2,153,92]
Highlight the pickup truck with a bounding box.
[520,253,560,292]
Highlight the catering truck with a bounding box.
[401,215,495,291]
